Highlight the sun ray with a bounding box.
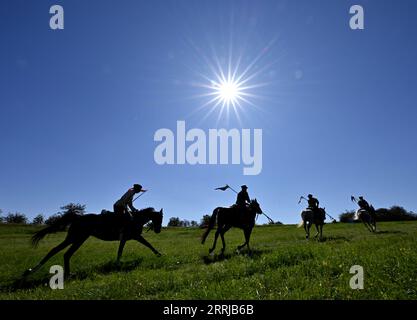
[184,33,281,123]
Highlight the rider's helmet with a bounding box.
[359,196,364,200]
[241,185,248,190]
[308,194,313,198]
[133,184,142,192]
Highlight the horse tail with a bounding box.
[201,208,219,244]
[31,212,80,247]
[297,211,305,228]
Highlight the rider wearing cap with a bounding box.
[114,184,145,217]
[357,196,376,219]
[236,185,250,209]
[114,184,146,239]
[307,194,325,220]
[307,194,319,210]
[357,196,370,211]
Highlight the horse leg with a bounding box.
[209,227,221,254]
[24,238,72,276]
[363,221,369,232]
[220,225,231,255]
[244,228,252,252]
[303,221,308,239]
[363,221,372,233]
[116,239,127,263]
[237,228,251,251]
[370,222,376,233]
[64,237,88,278]
[306,222,311,240]
[314,224,319,239]
[135,235,161,256]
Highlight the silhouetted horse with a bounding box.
[355,207,376,232]
[201,199,263,255]
[298,208,326,240]
[24,208,163,278]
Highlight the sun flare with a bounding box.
[212,77,243,108]
[189,38,279,124]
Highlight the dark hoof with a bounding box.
[156,252,162,257]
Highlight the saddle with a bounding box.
[357,206,376,219]
[306,207,325,220]
[231,203,249,210]
[230,204,250,216]
[306,207,319,213]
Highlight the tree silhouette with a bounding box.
[60,203,86,215]
[168,217,181,227]
[200,214,211,228]
[339,210,356,223]
[32,214,44,225]
[5,212,28,224]
[45,203,86,226]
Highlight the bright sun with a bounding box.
[191,40,277,123]
[215,78,242,108]
[194,68,257,123]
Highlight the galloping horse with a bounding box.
[201,199,263,255]
[355,207,377,232]
[24,207,163,278]
[298,207,326,240]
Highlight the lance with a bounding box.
[298,196,307,204]
[133,190,148,202]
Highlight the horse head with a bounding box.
[152,208,163,234]
[133,207,163,233]
[249,198,263,215]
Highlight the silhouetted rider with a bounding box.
[357,196,370,211]
[357,196,376,219]
[114,184,145,239]
[307,194,325,220]
[114,184,144,216]
[307,194,319,210]
[236,185,250,208]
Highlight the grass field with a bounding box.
[0,221,416,300]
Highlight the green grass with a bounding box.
[0,221,416,299]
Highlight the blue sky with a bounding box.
[1,0,416,224]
